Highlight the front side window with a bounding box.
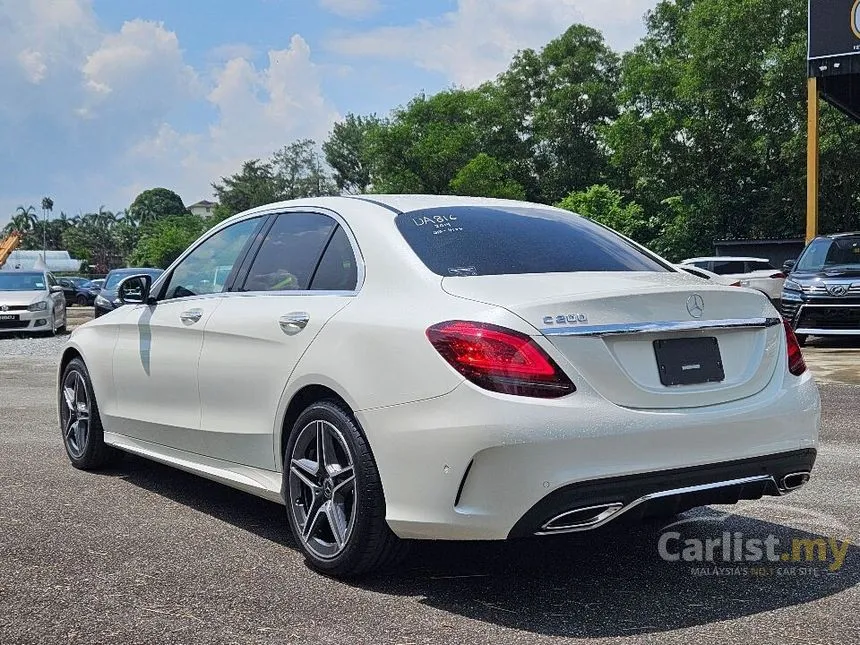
[395,206,669,277]
[241,213,337,292]
[161,217,263,300]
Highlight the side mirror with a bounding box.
[782,259,796,274]
[50,285,64,293]
[117,274,153,305]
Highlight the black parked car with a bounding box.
[57,277,101,306]
[781,232,860,345]
[94,268,164,318]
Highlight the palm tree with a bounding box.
[12,205,37,232]
[40,197,53,258]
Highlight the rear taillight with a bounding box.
[426,321,575,398]
[783,320,807,376]
[770,272,786,279]
[729,281,742,287]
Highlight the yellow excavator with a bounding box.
[0,231,23,268]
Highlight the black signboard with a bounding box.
[809,0,860,60]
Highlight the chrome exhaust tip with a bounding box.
[538,502,624,535]
[779,471,811,493]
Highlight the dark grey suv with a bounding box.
[781,233,860,344]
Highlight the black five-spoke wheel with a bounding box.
[284,400,408,576]
[61,369,91,459]
[59,358,117,470]
[288,419,357,560]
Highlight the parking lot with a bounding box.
[1,331,858,644]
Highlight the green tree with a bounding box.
[323,114,381,194]
[271,139,338,199]
[368,87,510,194]
[450,153,526,200]
[211,159,281,222]
[130,213,207,269]
[497,24,620,204]
[62,211,122,273]
[128,188,188,225]
[606,0,860,254]
[556,185,651,242]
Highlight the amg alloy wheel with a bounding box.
[283,401,407,577]
[288,419,358,560]
[59,358,118,469]
[61,369,91,459]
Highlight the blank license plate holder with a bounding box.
[653,337,725,386]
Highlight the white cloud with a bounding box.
[319,0,381,19]
[0,0,339,223]
[81,20,200,115]
[328,0,654,86]
[125,35,340,204]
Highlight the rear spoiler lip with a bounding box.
[541,317,782,338]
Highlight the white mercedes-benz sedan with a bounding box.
[58,195,820,577]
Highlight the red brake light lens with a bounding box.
[783,320,807,376]
[770,272,786,279]
[426,321,575,398]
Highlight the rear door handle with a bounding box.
[180,308,204,325]
[279,312,310,335]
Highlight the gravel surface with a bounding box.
[0,334,68,358]
[1,352,859,644]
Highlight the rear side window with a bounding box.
[395,206,669,276]
[746,261,775,271]
[310,226,358,291]
[242,213,336,291]
[711,260,746,275]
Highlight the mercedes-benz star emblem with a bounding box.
[0,305,8,312]
[827,284,849,297]
[686,294,705,319]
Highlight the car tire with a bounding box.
[283,399,409,577]
[59,358,119,470]
[76,294,88,306]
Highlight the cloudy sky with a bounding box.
[0,0,658,226]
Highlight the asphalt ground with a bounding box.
[0,337,858,644]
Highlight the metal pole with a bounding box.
[806,76,819,243]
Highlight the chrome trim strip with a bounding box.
[152,205,367,301]
[795,328,860,336]
[541,317,781,338]
[534,475,774,536]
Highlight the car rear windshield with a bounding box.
[395,206,669,277]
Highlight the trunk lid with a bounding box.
[442,272,782,409]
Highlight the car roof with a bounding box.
[231,194,571,220]
[821,232,860,239]
[682,256,770,263]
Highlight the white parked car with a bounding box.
[58,196,820,577]
[675,264,740,286]
[0,270,67,335]
[680,257,786,302]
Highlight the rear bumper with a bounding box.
[357,370,820,541]
[508,449,816,537]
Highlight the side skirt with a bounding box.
[104,432,284,504]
